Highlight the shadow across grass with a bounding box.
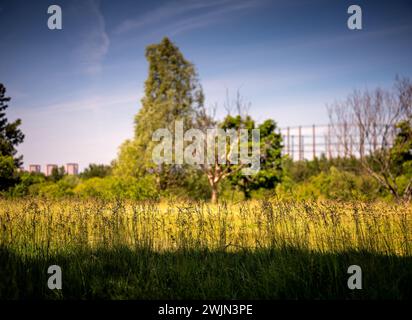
[0,246,411,299]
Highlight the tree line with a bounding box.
[1,37,411,202]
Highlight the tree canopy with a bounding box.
[114,37,204,184]
[0,83,24,191]
[0,83,24,167]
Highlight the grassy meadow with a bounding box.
[0,197,411,299]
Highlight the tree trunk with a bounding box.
[211,183,218,204]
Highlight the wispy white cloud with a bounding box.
[74,0,110,75]
[114,0,217,34]
[114,0,263,37]
[18,91,141,116]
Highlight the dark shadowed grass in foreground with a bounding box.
[1,246,411,300]
[0,198,411,299]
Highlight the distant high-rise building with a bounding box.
[28,164,41,173]
[66,163,79,175]
[46,164,58,176]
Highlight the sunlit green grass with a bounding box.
[0,198,411,299]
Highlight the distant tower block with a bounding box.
[66,163,79,175]
[28,164,41,173]
[46,164,58,176]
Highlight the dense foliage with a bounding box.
[0,83,24,191]
[0,42,410,203]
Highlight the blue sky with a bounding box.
[0,0,411,170]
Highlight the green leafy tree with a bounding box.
[0,155,17,191]
[222,117,283,199]
[49,166,65,182]
[9,171,45,196]
[283,155,363,184]
[114,37,204,190]
[0,84,24,191]
[391,118,412,172]
[0,83,25,168]
[391,118,412,200]
[81,163,112,179]
[190,91,283,203]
